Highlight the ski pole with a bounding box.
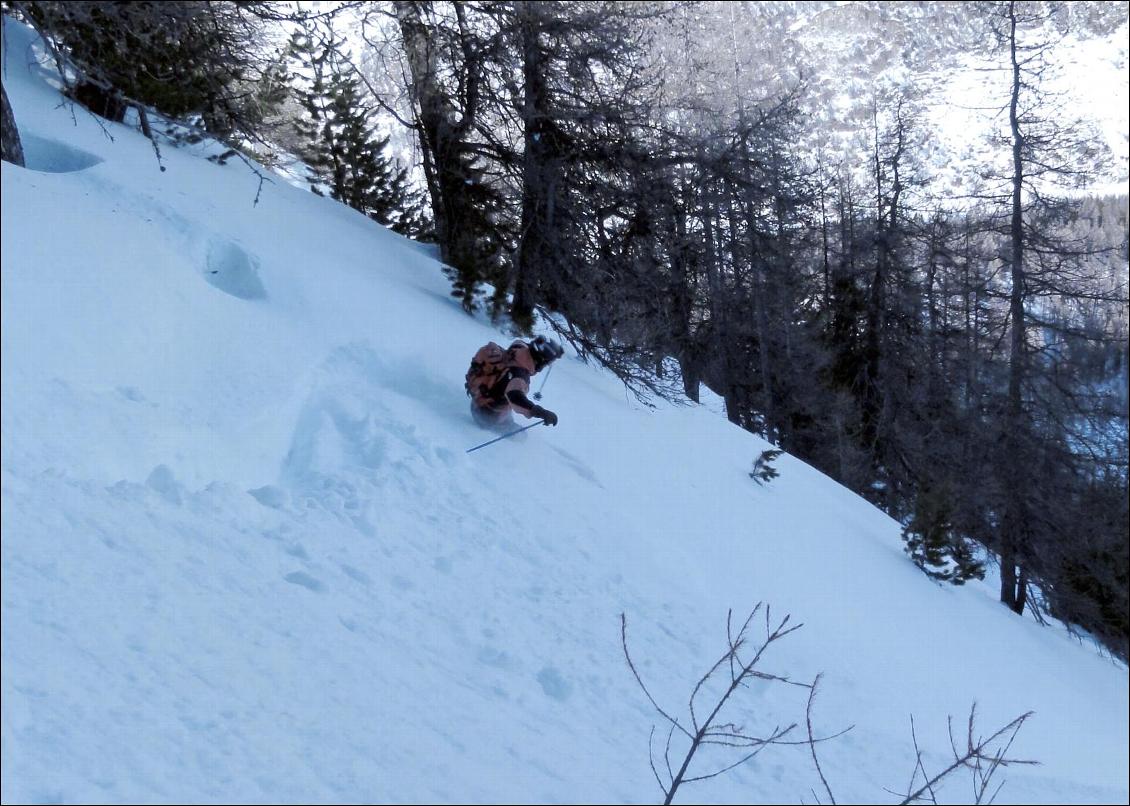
[466,420,544,454]
[532,362,554,400]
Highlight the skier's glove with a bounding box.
[531,405,558,427]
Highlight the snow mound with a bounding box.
[20,133,103,173]
[203,238,267,300]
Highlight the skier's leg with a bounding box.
[470,401,514,431]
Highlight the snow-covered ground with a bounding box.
[2,18,1127,805]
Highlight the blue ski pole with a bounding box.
[466,420,544,454]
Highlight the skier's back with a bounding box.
[465,335,563,430]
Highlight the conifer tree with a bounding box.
[903,483,985,584]
[391,0,509,314]
[289,23,427,238]
[9,1,290,139]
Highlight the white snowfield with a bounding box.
[2,18,1126,806]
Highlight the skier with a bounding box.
[465,335,564,430]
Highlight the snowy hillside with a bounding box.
[2,18,1127,806]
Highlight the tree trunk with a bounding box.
[1,79,24,167]
[72,79,126,123]
[395,0,480,302]
[394,2,448,248]
[702,190,741,426]
[820,187,831,310]
[512,2,554,332]
[1001,0,1028,616]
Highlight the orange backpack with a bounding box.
[465,342,512,407]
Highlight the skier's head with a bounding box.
[529,335,564,371]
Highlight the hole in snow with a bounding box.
[203,239,267,301]
[20,134,103,173]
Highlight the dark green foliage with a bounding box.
[392,0,509,316]
[903,484,985,585]
[750,449,783,486]
[435,148,508,315]
[1045,472,1130,658]
[13,1,283,139]
[27,1,217,117]
[289,24,428,238]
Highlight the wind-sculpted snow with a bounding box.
[19,133,103,173]
[204,239,267,301]
[1,16,1126,806]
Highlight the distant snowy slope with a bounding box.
[2,18,1127,806]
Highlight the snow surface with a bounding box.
[2,18,1128,806]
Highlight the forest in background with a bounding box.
[2,0,1127,658]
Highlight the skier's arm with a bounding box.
[505,383,536,417]
[506,387,558,426]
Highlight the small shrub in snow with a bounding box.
[749,449,783,486]
[622,606,1035,804]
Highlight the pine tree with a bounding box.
[13,1,291,139]
[289,24,428,238]
[903,483,985,584]
[392,0,509,314]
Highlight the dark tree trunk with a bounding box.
[71,80,126,123]
[702,189,741,426]
[395,2,449,250]
[1,80,24,167]
[394,0,487,310]
[512,2,555,332]
[1001,0,1029,616]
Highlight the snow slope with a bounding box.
[2,19,1127,806]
